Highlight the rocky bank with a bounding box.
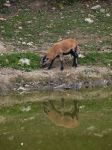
[0,66,112,96]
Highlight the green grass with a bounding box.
[0,2,111,70]
[0,52,40,71]
[80,52,112,67]
[0,2,111,50]
[0,51,111,71]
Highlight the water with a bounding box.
[0,88,112,150]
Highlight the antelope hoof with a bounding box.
[60,67,64,71]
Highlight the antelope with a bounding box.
[41,38,80,70]
[43,99,79,128]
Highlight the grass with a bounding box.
[0,1,112,70]
[0,2,111,50]
[79,51,112,67]
[0,52,40,71]
[0,51,111,71]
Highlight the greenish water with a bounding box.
[0,88,112,150]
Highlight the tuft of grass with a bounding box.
[80,52,112,67]
[0,52,40,71]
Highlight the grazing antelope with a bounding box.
[41,38,80,70]
[43,99,79,128]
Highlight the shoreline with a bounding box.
[0,66,112,96]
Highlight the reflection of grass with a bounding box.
[0,89,112,150]
[0,88,112,116]
[79,97,112,112]
[0,87,112,119]
[0,102,41,117]
[0,52,40,71]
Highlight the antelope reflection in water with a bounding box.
[43,99,79,128]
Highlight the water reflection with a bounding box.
[43,99,79,128]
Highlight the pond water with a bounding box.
[0,88,112,150]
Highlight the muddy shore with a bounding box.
[0,66,112,96]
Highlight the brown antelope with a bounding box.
[43,99,79,128]
[41,38,80,70]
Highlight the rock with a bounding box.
[18,26,22,30]
[20,142,24,146]
[18,58,30,66]
[100,8,105,13]
[91,5,101,10]
[79,105,85,109]
[106,13,110,17]
[27,42,33,46]
[4,0,11,7]
[94,133,103,138]
[20,106,31,112]
[0,18,6,21]
[87,126,96,131]
[54,84,66,89]
[79,54,85,58]
[17,86,26,91]
[22,41,26,45]
[85,18,94,24]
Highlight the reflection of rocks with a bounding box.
[43,99,79,128]
[54,79,111,90]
